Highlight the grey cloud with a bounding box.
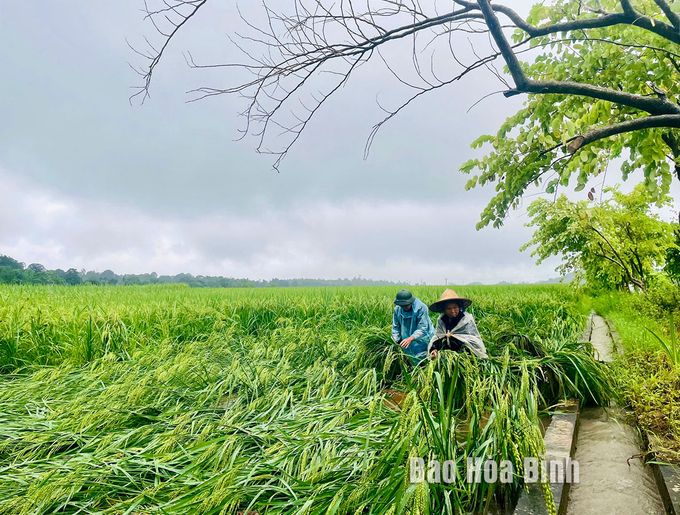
[0,0,533,220]
[3,1,673,282]
[0,170,561,283]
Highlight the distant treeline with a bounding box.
[0,255,398,287]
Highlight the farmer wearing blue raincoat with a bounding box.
[391,289,434,364]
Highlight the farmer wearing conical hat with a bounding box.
[428,289,488,359]
[391,289,435,364]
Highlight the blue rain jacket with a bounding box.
[391,298,434,362]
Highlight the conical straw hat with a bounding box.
[429,289,472,313]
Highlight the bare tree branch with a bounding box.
[133,0,680,178]
[130,0,207,104]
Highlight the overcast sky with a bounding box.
[1,1,677,284]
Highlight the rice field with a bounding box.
[0,284,612,514]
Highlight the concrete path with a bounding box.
[566,314,665,514]
[589,314,615,363]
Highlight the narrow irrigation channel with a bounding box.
[515,313,668,514]
[565,314,665,515]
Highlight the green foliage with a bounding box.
[666,224,680,284]
[0,284,611,513]
[461,0,680,228]
[0,256,81,286]
[0,256,23,270]
[521,184,675,291]
[0,254,399,287]
[644,274,680,317]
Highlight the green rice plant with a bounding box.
[0,283,609,514]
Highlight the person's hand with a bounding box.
[430,349,439,359]
[400,336,415,348]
